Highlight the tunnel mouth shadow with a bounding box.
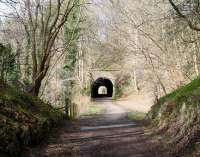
[91,77,113,98]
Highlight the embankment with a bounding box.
[148,78,200,156]
[0,87,64,157]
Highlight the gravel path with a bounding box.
[22,99,167,157]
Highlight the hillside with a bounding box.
[0,86,64,157]
[148,77,200,156]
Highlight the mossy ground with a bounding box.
[0,86,64,157]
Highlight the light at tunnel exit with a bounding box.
[91,77,113,98]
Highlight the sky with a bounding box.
[0,2,10,12]
[0,2,12,21]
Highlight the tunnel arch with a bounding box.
[91,77,113,98]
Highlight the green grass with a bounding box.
[128,111,146,121]
[160,77,200,103]
[84,105,105,115]
[150,77,200,117]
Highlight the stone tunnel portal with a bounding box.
[91,77,113,98]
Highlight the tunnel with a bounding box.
[91,77,113,98]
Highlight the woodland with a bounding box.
[0,0,200,157]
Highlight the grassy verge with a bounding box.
[83,104,105,116]
[148,77,200,156]
[150,77,200,118]
[127,111,146,121]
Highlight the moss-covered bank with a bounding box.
[147,77,200,156]
[0,87,64,157]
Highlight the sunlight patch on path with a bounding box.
[81,123,137,131]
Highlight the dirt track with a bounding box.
[22,99,167,157]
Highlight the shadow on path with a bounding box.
[22,100,168,157]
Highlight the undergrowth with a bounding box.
[148,77,200,157]
[0,86,64,157]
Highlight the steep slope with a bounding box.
[148,78,200,156]
[0,86,64,157]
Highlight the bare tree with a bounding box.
[168,0,200,31]
[0,0,84,96]
[85,0,199,97]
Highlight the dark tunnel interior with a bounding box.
[91,77,113,98]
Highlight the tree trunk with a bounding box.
[29,68,48,96]
[30,78,43,96]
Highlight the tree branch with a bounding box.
[169,0,200,31]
